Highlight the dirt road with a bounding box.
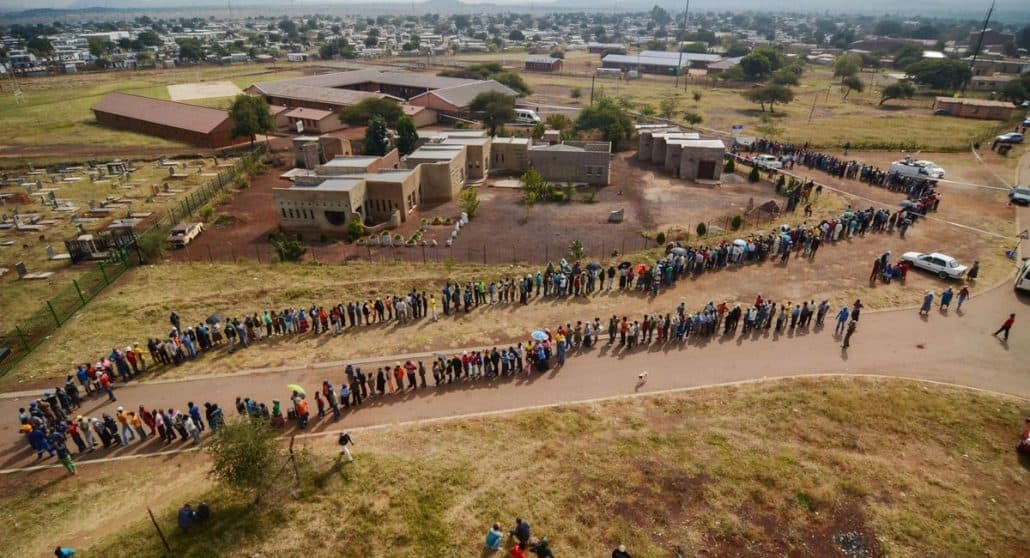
[1,261,1027,473]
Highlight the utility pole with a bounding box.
[962,0,994,96]
[674,0,689,89]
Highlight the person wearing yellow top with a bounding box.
[115,406,135,445]
[130,411,148,441]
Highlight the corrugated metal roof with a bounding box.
[419,80,518,108]
[91,92,230,134]
[526,55,560,64]
[251,82,396,106]
[274,69,478,91]
[283,107,335,121]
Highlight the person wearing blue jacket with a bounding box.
[484,523,504,551]
[28,427,55,459]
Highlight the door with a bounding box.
[697,160,717,180]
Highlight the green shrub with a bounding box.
[137,228,165,262]
[571,87,582,99]
[199,204,215,222]
[655,231,667,245]
[696,222,707,237]
[748,166,760,183]
[234,175,249,189]
[724,158,735,173]
[731,215,742,230]
[345,219,365,243]
[580,191,596,203]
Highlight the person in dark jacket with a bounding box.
[178,504,195,530]
[511,518,531,546]
[612,544,632,558]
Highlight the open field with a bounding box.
[0,156,241,333]
[0,63,312,154]
[4,377,1024,557]
[501,61,1009,151]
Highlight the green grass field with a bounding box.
[0,64,309,149]
[48,377,1028,558]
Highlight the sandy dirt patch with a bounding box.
[167,81,243,101]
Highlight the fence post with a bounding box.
[46,301,61,327]
[99,261,110,285]
[14,325,30,352]
[255,245,262,263]
[73,279,86,304]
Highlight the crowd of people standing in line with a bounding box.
[733,137,943,204]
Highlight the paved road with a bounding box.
[2,262,1028,473]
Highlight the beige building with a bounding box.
[636,125,725,182]
[291,136,350,170]
[405,145,468,202]
[490,137,532,173]
[679,140,725,181]
[528,141,612,186]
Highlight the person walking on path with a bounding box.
[55,443,76,475]
[842,320,857,349]
[939,288,954,311]
[993,313,1015,341]
[957,287,970,311]
[919,291,934,317]
[338,432,354,462]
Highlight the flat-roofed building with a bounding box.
[528,141,612,186]
[405,145,467,202]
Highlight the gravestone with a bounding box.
[46,244,54,259]
[608,208,625,223]
[14,261,26,279]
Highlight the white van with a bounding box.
[514,108,542,124]
[889,157,945,180]
[1016,258,1030,292]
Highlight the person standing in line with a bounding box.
[957,286,970,311]
[993,313,1015,341]
[851,299,864,321]
[842,320,857,349]
[55,442,76,475]
[939,287,954,311]
[919,291,934,317]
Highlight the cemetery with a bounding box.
[0,155,237,331]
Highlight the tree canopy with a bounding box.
[364,114,390,156]
[469,91,515,135]
[229,94,274,146]
[879,81,916,106]
[207,417,283,497]
[339,97,404,126]
[574,96,634,149]
[743,84,795,112]
[833,54,861,79]
[904,58,972,91]
[395,115,419,156]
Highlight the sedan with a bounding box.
[995,132,1024,144]
[1009,187,1030,206]
[753,154,783,170]
[900,251,968,279]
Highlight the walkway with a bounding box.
[2,264,1028,473]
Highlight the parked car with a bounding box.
[753,154,783,170]
[900,251,968,279]
[995,132,1025,144]
[167,222,204,248]
[1023,117,1030,127]
[1010,187,1030,206]
[1015,258,1030,293]
[889,157,945,180]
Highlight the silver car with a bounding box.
[900,251,968,279]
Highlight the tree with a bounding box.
[531,122,545,139]
[748,166,760,182]
[568,239,586,261]
[682,111,703,125]
[879,81,916,106]
[743,84,795,112]
[638,104,656,117]
[87,36,113,57]
[364,114,390,156]
[905,59,972,91]
[570,87,582,99]
[658,95,679,119]
[998,73,1030,103]
[1019,24,1030,51]
[176,38,205,62]
[346,218,365,242]
[395,115,419,156]
[739,52,773,80]
[137,30,162,47]
[468,91,515,135]
[339,97,403,126]
[575,97,634,149]
[492,71,531,96]
[874,19,903,37]
[891,44,923,70]
[229,94,274,147]
[692,90,702,103]
[459,187,480,218]
[770,67,800,86]
[207,417,283,501]
[833,54,861,79]
[508,29,525,41]
[544,113,573,134]
[841,75,864,99]
[26,37,53,56]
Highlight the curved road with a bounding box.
[1,264,1028,473]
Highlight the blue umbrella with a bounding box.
[531,331,548,342]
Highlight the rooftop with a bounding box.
[249,81,397,106]
[283,107,335,121]
[413,80,518,108]
[91,92,230,134]
[407,146,463,162]
[292,177,364,192]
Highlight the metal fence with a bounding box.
[0,147,265,378]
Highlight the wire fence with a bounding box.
[0,147,265,379]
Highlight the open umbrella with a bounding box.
[618,261,632,270]
[287,384,306,396]
[733,239,747,248]
[531,330,548,342]
[670,246,687,256]
[586,261,602,271]
[206,313,223,325]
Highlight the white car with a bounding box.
[900,251,968,279]
[889,158,945,180]
[167,222,204,249]
[754,154,783,170]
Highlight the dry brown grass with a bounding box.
[63,377,1030,557]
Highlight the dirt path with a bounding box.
[2,263,1027,473]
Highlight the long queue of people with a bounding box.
[733,137,942,203]
[18,386,226,474]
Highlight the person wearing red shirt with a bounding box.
[98,372,116,402]
[993,313,1015,341]
[510,544,527,558]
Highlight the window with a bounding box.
[281,208,287,218]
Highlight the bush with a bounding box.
[345,219,365,243]
[655,231,667,245]
[579,191,596,203]
[268,231,306,262]
[136,228,165,262]
[682,111,703,125]
[748,166,760,183]
[731,215,742,230]
[696,222,707,237]
[724,158,735,173]
[571,87,582,99]
[234,175,249,189]
[200,204,215,222]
